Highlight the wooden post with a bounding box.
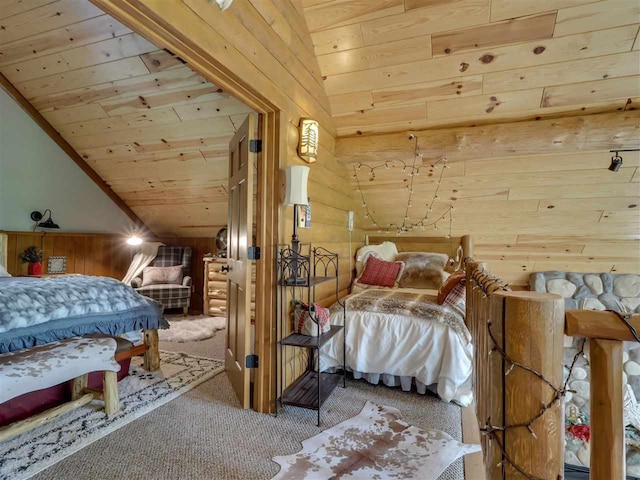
[465,261,485,331]
[143,329,160,371]
[71,373,88,401]
[499,291,564,479]
[590,338,624,480]
[461,234,473,261]
[103,370,120,416]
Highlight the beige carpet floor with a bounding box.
[32,327,465,480]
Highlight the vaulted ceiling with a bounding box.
[0,0,253,237]
[302,0,640,136]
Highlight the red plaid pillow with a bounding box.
[437,270,465,304]
[358,255,404,288]
[438,270,466,309]
[442,281,466,309]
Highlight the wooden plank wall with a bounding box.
[2,230,222,314]
[337,111,640,287]
[302,0,640,136]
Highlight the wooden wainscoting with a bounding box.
[2,231,131,279]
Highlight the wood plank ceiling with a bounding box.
[302,0,640,136]
[0,0,254,237]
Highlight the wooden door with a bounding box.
[226,114,255,409]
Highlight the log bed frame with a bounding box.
[0,232,160,371]
[365,234,474,266]
[467,258,634,479]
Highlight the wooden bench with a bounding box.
[0,337,121,443]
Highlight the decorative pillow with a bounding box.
[442,280,466,311]
[438,270,465,305]
[355,242,398,277]
[142,265,184,286]
[358,255,405,288]
[0,265,11,278]
[397,252,448,289]
[293,302,331,337]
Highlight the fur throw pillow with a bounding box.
[397,252,448,289]
[142,265,184,286]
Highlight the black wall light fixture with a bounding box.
[31,209,60,230]
[609,149,640,172]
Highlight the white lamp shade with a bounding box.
[284,165,309,206]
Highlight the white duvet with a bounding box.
[322,288,473,406]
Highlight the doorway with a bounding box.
[90,0,281,414]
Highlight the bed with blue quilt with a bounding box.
[0,275,167,369]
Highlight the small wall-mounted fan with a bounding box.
[216,227,228,258]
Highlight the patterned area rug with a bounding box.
[272,401,481,480]
[160,315,226,342]
[0,351,224,480]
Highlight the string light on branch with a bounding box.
[352,133,455,236]
[352,159,422,181]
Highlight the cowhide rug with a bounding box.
[272,401,481,480]
[160,315,226,343]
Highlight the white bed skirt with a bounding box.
[326,366,428,394]
[323,308,474,406]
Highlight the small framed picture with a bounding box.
[48,256,67,274]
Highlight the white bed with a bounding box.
[321,235,474,406]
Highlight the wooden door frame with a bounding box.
[92,0,279,413]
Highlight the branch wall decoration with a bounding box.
[352,134,455,236]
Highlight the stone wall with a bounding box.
[531,271,640,474]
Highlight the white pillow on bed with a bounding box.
[355,242,398,277]
[0,265,11,277]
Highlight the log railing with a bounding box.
[467,261,636,479]
[564,309,639,479]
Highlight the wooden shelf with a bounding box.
[281,370,342,410]
[280,325,343,348]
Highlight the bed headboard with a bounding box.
[0,233,7,269]
[365,234,473,264]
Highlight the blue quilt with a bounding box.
[0,276,167,353]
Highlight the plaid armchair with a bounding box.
[132,246,193,313]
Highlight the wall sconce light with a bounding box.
[210,0,233,11]
[126,236,143,246]
[298,118,319,163]
[30,209,60,230]
[284,165,310,253]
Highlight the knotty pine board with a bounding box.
[302,0,639,135]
